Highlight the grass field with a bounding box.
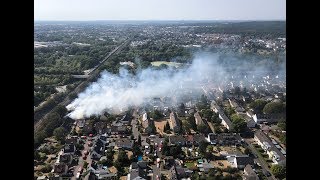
[151,61,183,68]
[185,162,196,168]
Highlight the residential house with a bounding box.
[65,136,78,145]
[76,119,85,129]
[168,166,178,180]
[217,133,241,146]
[253,114,284,124]
[90,164,117,180]
[194,112,204,125]
[142,112,153,129]
[234,155,254,169]
[83,123,94,135]
[115,138,133,150]
[169,135,186,146]
[91,139,106,160]
[62,144,76,155]
[254,130,286,165]
[169,112,181,133]
[127,162,149,180]
[120,114,131,125]
[59,154,73,165]
[211,102,233,130]
[206,133,217,145]
[244,116,256,128]
[52,163,68,174]
[175,166,193,179]
[94,121,107,134]
[243,164,259,180]
[109,126,127,135]
[228,98,245,114]
[198,159,214,173]
[163,156,175,169]
[194,134,206,144]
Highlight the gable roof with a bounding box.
[235,156,254,167]
[169,135,186,145]
[63,144,75,153]
[244,164,259,180]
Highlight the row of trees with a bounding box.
[250,99,286,115]
[34,105,68,147]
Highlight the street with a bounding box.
[244,138,277,180]
[72,137,93,180]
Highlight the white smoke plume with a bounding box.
[66,52,285,119]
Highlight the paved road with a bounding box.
[152,164,161,180]
[244,138,277,180]
[72,138,93,180]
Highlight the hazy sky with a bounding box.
[35,0,286,21]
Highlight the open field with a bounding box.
[211,160,232,169]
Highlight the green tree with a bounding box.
[132,143,142,157]
[211,112,220,123]
[150,110,164,120]
[118,150,130,166]
[232,118,247,133]
[164,121,171,132]
[270,164,286,179]
[186,115,197,130]
[146,122,156,134]
[199,140,209,154]
[41,164,52,173]
[263,101,285,114]
[53,127,67,141]
[83,161,88,169]
[225,106,235,118]
[34,130,47,147]
[53,105,67,117]
[277,120,286,131]
[244,148,251,155]
[249,99,267,114]
[202,109,213,120]
[34,151,41,161]
[198,124,210,134]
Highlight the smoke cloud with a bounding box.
[66,52,285,119]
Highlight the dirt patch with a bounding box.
[211,160,232,169]
[109,166,118,174]
[127,151,133,159]
[154,119,168,134]
[120,176,127,180]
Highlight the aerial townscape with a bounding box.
[34,20,286,180]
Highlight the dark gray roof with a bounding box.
[169,165,178,180]
[169,135,186,145]
[219,112,233,128]
[63,144,75,153]
[235,156,254,167]
[115,138,133,149]
[193,134,206,143]
[244,165,259,180]
[254,130,286,162]
[131,162,139,169]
